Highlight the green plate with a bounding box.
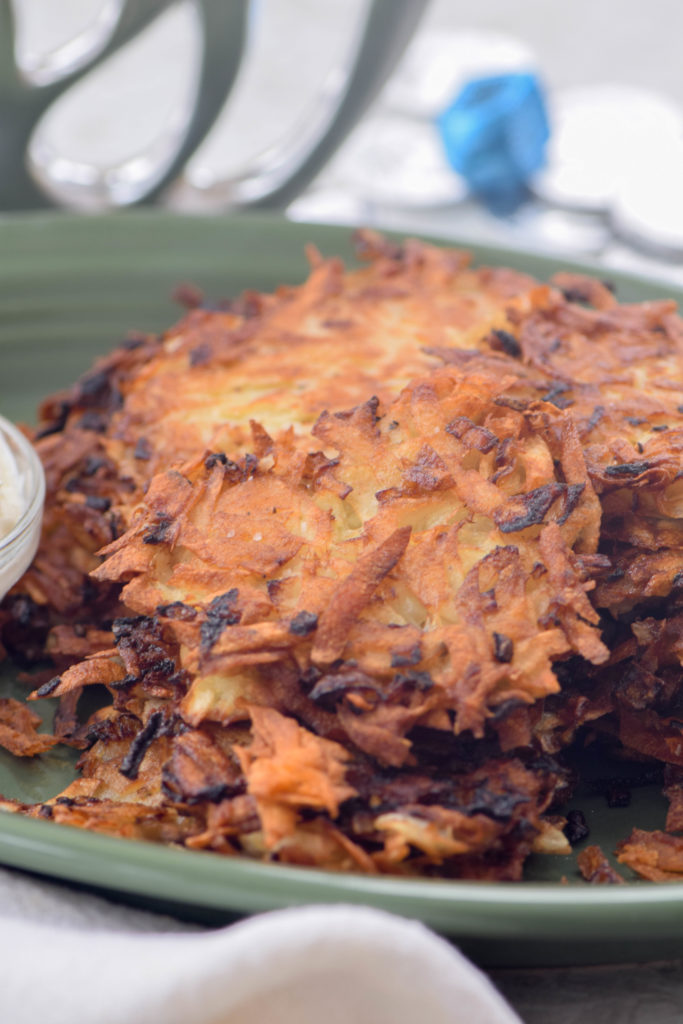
[1,210,683,968]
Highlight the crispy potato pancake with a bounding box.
[3,231,683,881]
[87,367,605,748]
[10,233,536,623]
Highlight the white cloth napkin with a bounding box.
[0,867,521,1024]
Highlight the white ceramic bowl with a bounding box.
[0,415,45,601]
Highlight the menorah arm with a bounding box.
[178,0,430,211]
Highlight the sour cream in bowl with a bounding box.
[0,415,45,601]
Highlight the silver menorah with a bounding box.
[0,0,428,211]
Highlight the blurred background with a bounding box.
[9,0,683,281]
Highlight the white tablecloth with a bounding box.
[0,867,520,1024]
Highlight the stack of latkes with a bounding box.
[2,231,683,882]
